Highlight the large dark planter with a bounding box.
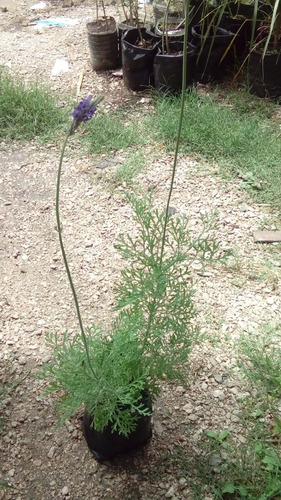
[122,28,160,91]
[219,16,252,67]
[191,25,235,82]
[83,393,152,461]
[226,1,271,19]
[249,48,281,99]
[118,20,154,63]
[153,41,197,93]
[87,17,120,71]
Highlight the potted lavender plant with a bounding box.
[41,76,226,460]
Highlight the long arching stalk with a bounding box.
[56,131,96,377]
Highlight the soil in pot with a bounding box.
[249,48,281,99]
[87,16,120,71]
[122,28,160,91]
[191,25,235,82]
[83,393,152,461]
[153,41,197,93]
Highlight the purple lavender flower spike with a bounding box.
[70,95,103,135]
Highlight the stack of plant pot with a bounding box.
[85,0,281,99]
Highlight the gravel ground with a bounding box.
[1,2,281,499]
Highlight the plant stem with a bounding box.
[142,0,190,350]
[164,0,172,54]
[159,0,190,266]
[56,130,95,377]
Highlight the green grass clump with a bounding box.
[0,70,67,140]
[150,90,281,212]
[239,324,281,403]
[85,111,146,154]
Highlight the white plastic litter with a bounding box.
[30,2,47,10]
[51,59,69,76]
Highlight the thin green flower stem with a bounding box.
[56,129,95,377]
[159,0,190,267]
[143,1,190,351]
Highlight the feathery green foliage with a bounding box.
[41,195,225,435]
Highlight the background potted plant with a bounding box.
[153,0,197,92]
[153,0,186,23]
[190,0,235,82]
[121,25,160,90]
[248,0,281,98]
[87,0,120,71]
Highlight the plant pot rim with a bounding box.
[192,24,235,39]
[123,28,159,52]
[156,16,185,37]
[156,41,197,57]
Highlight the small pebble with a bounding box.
[61,486,69,496]
[214,374,223,383]
[212,389,225,400]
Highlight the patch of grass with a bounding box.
[149,89,281,212]
[152,325,281,499]
[0,69,68,140]
[84,110,147,154]
[113,150,147,187]
[205,424,281,499]
[238,323,281,403]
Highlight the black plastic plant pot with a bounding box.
[153,41,197,94]
[227,1,271,19]
[118,20,154,63]
[122,28,160,91]
[220,16,252,62]
[191,25,235,83]
[249,49,281,99]
[82,392,153,461]
[87,17,120,71]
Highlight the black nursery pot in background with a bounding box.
[249,49,281,99]
[191,25,235,83]
[83,394,153,461]
[153,41,197,94]
[122,28,160,91]
[219,16,252,66]
[118,20,154,63]
[87,17,120,71]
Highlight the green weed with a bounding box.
[112,150,146,187]
[84,110,146,154]
[238,324,281,404]
[0,70,68,140]
[149,89,281,212]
